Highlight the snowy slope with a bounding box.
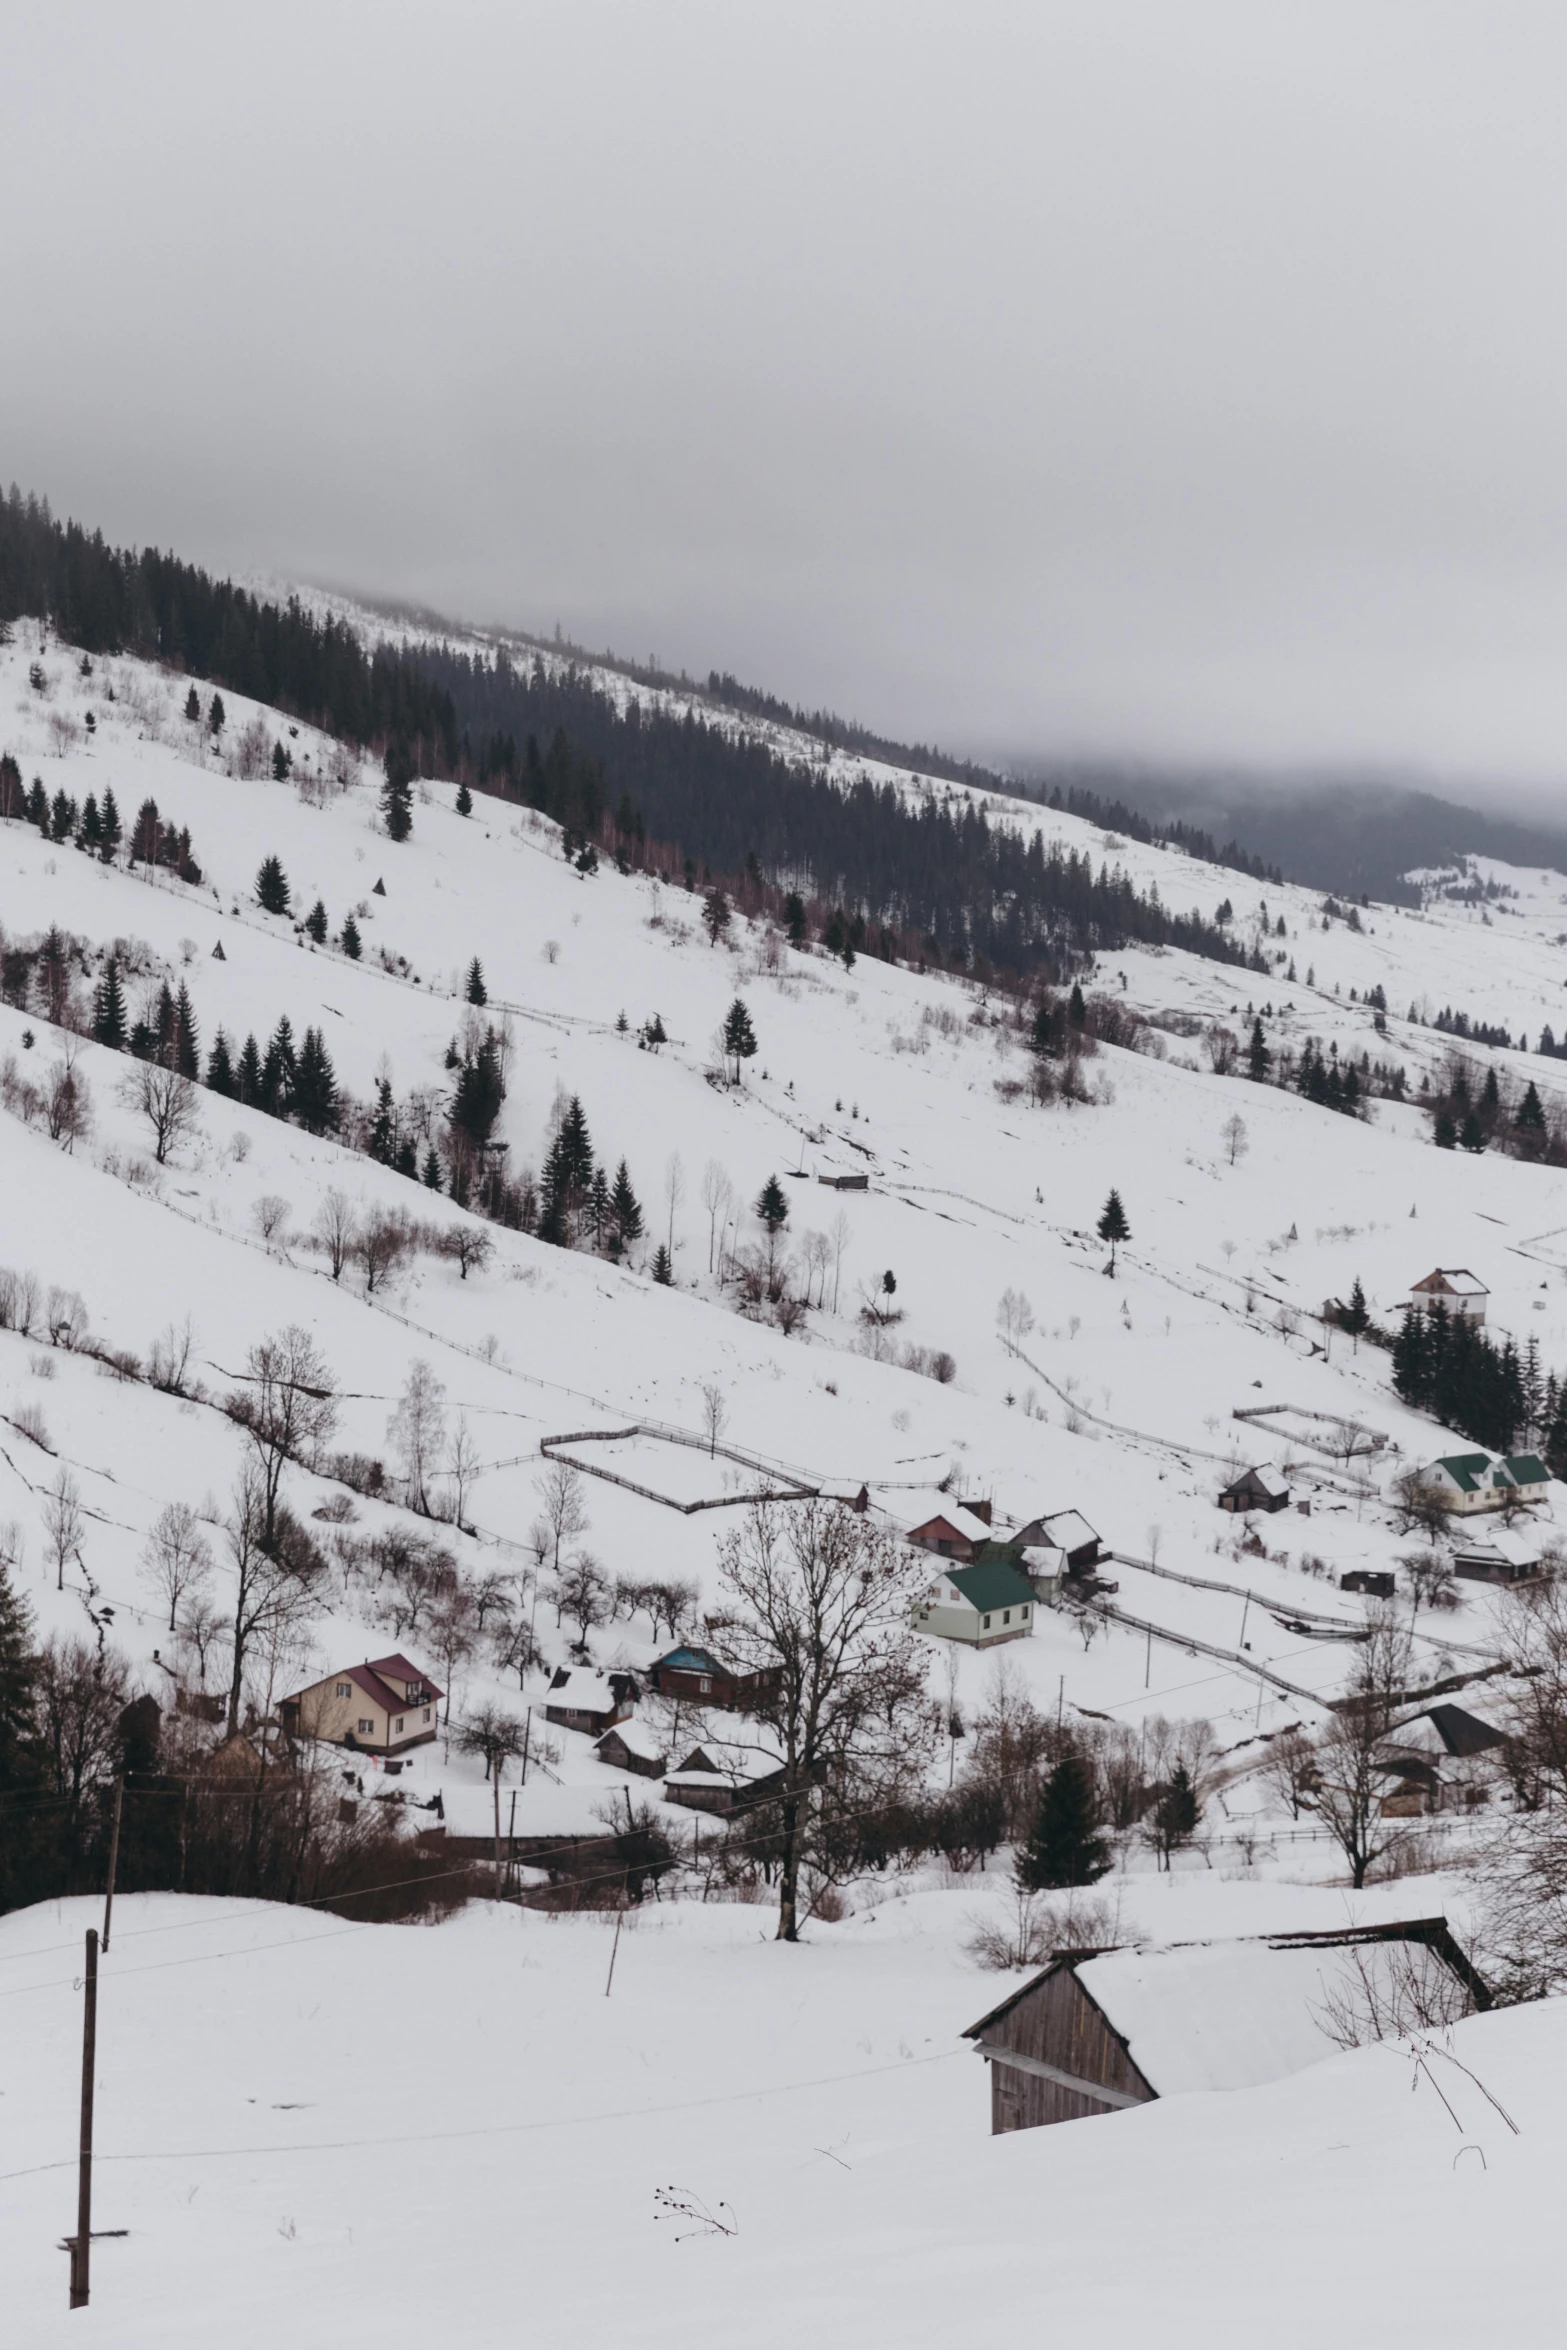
[1,1879,1555,2349]
[1,615,1563,1791]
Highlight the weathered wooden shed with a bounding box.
[1219,1464,1291,1514]
[964,1921,1486,2135]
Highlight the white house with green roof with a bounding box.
[1419,1450,1552,1515]
[911,1558,1036,1647]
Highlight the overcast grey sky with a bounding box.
[5,3,1567,790]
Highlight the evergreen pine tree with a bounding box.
[272,740,292,781]
[340,914,362,960]
[1459,1110,1486,1154]
[703,888,731,945]
[236,1033,263,1105]
[1247,1016,1271,1081]
[466,957,487,1006]
[208,692,225,737]
[381,741,414,842]
[451,1034,507,1156]
[610,1159,644,1252]
[784,891,807,947]
[456,780,473,816]
[305,900,329,944]
[99,787,121,862]
[1342,1277,1369,1337]
[755,1173,789,1235]
[206,1029,237,1096]
[293,1027,339,1133]
[154,981,179,1067]
[651,1243,674,1285]
[1517,1081,1547,1134]
[423,1145,443,1189]
[90,957,127,1051]
[395,1137,419,1180]
[722,996,758,1081]
[79,793,102,852]
[173,981,200,1079]
[1433,1106,1457,1149]
[1068,981,1087,1029]
[25,777,47,830]
[1015,1753,1109,1889]
[1096,1188,1130,1272]
[260,1016,297,1116]
[367,1078,397,1164]
[184,685,201,722]
[1150,1761,1200,1868]
[256,855,291,916]
[586,1165,611,1252]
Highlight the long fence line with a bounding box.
[1105,1549,1367,1637]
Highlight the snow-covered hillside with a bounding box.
[4,606,1567,2336]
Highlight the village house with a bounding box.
[1380,1704,1509,1815]
[903,1501,998,1565]
[1341,1567,1396,1598]
[1409,1268,1489,1323]
[964,1922,1487,2134]
[544,1667,637,1736]
[1218,1464,1290,1515]
[662,1745,789,1816]
[1452,1523,1544,1584]
[644,1645,779,1711]
[1014,1510,1102,1571]
[279,1655,442,1757]
[1418,1451,1552,1516]
[593,1717,668,1778]
[911,1559,1035,1647]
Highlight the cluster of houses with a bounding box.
[903,1499,1106,1648]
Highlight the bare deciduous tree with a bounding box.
[35,1635,128,1835]
[233,1326,338,1550]
[440,1224,494,1281]
[388,1360,448,1516]
[444,1416,482,1526]
[1222,1111,1249,1167]
[1308,1612,1414,1888]
[534,1460,588,1589]
[141,1500,214,1631]
[315,1188,359,1282]
[700,1160,733,1274]
[1393,1469,1456,1548]
[44,1037,91,1152]
[457,1702,527,1782]
[715,1498,935,1941]
[554,1549,611,1647]
[699,1382,728,1456]
[996,1287,1035,1357]
[124,1060,200,1164]
[42,1464,84,1592]
[357,1207,411,1295]
[222,1466,324,1733]
[148,1315,198,1395]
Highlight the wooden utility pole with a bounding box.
[69,1928,98,2309]
[506,1788,517,1900]
[492,1768,503,1900]
[102,1777,124,1952]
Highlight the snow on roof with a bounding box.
[545,1669,620,1711]
[595,1715,665,1764]
[907,1503,994,1546]
[1074,1936,1456,2096]
[1018,1543,1067,1574]
[1230,1464,1289,1498]
[1411,1268,1488,1297]
[1454,1524,1541,1569]
[1039,1509,1099,1550]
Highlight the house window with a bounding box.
[335,1682,351,1699]
[357,1718,374,1735]
[1003,1610,1011,1624]
[423,1706,431,1722]
[396,1717,405,1734]
[983,1614,992,1629]
[699,1677,711,1694]
[1022,1605,1030,1619]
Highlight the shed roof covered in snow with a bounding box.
[1411,1269,1489,1300]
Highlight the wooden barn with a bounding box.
[543,1667,637,1735]
[1219,1464,1290,1514]
[1342,1568,1396,1598]
[593,1717,668,1778]
[644,1645,779,1712]
[1013,1511,1101,1570]
[1409,1268,1488,1324]
[964,1921,1486,2135]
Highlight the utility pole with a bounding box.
[102,1777,124,1952]
[520,1706,532,1787]
[1145,1625,1152,1689]
[69,1928,98,2309]
[506,1787,517,1899]
[492,1766,503,1901]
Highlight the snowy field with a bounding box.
[1,1874,1554,2348]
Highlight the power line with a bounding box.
[0,2046,961,2187]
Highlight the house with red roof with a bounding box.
[280,1654,443,1756]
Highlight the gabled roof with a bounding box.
[1039,1509,1099,1550]
[1431,1453,1492,1492]
[1499,1452,1550,1486]
[289,1657,443,1714]
[651,1645,725,1676]
[545,1668,622,1712]
[965,1921,1486,2096]
[1392,1704,1507,1760]
[942,1561,1036,1613]
[1224,1464,1290,1498]
[1411,1268,1488,1297]
[1454,1524,1541,1570]
[908,1504,994,1547]
[595,1716,666,1764]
